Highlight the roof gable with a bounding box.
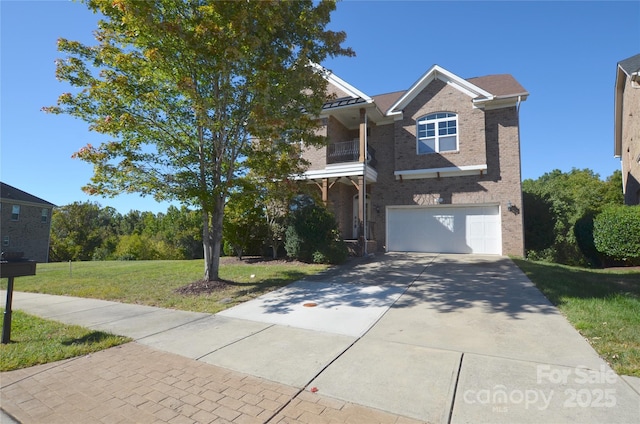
[466,74,529,98]
[618,53,640,76]
[313,63,372,105]
[388,65,493,115]
[1,182,56,207]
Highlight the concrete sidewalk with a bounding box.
[2,253,640,423]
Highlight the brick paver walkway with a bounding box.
[1,343,424,424]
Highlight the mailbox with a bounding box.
[1,252,37,344]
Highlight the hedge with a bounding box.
[593,205,640,265]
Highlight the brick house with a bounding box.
[614,53,640,205]
[298,64,528,256]
[1,182,56,262]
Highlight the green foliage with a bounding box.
[49,202,203,261]
[594,205,640,265]
[44,0,353,280]
[522,191,555,253]
[50,201,119,261]
[522,169,623,266]
[285,197,347,264]
[223,179,268,259]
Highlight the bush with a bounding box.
[574,212,602,268]
[594,205,640,265]
[285,200,347,264]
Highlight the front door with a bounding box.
[352,194,371,239]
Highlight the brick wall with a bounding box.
[621,77,640,205]
[371,90,524,256]
[394,80,486,171]
[304,78,525,257]
[1,201,53,262]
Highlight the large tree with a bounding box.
[45,0,352,280]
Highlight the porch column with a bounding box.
[321,178,328,204]
[357,176,365,239]
[359,108,366,163]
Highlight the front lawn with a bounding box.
[0,309,130,371]
[10,258,328,314]
[513,259,640,376]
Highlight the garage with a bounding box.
[386,205,501,254]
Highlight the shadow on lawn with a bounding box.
[512,258,640,306]
[61,331,120,346]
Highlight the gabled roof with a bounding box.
[614,53,640,157]
[388,65,496,115]
[313,62,373,111]
[0,182,56,207]
[618,53,640,77]
[317,64,527,125]
[466,74,529,99]
[371,91,405,116]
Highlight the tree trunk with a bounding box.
[203,195,225,281]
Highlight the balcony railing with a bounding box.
[327,139,377,168]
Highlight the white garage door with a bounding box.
[386,205,501,254]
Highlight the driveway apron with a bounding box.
[311,254,640,423]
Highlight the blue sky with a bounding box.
[1,1,639,214]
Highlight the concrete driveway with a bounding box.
[3,253,639,423]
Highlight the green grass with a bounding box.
[12,259,328,314]
[0,309,130,371]
[513,258,640,377]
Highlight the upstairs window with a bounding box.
[417,112,458,154]
[11,205,20,221]
[41,208,49,223]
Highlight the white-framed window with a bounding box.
[11,205,20,221]
[41,208,49,223]
[417,112,458,154]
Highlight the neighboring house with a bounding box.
[299,64,528,256]
[614,53,640,205]
[0,182,56,262]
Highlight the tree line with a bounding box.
[49,180,348,265]
[523,168,640,267]
[50,203,203,262]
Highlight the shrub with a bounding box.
[574,212,602,268]
[594,205,640,265]
[285,199,347,264]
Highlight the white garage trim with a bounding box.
[386,204,502,255]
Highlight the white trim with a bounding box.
[394,164,487,180]
[388,65,493,115]
[311,62,373,103]
[416,112,459,154]
[296,163,378,182]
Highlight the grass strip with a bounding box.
[0,309,130,371]
[513,259,640,377]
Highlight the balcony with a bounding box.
[327,139,377,168]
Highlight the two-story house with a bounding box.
[299,65,528,256]
[614,53,640,205]
[1,182,56,263]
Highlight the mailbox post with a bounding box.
[1,257,37,344]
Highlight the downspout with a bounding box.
[363,112,368,256]
[516,95,525,257]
